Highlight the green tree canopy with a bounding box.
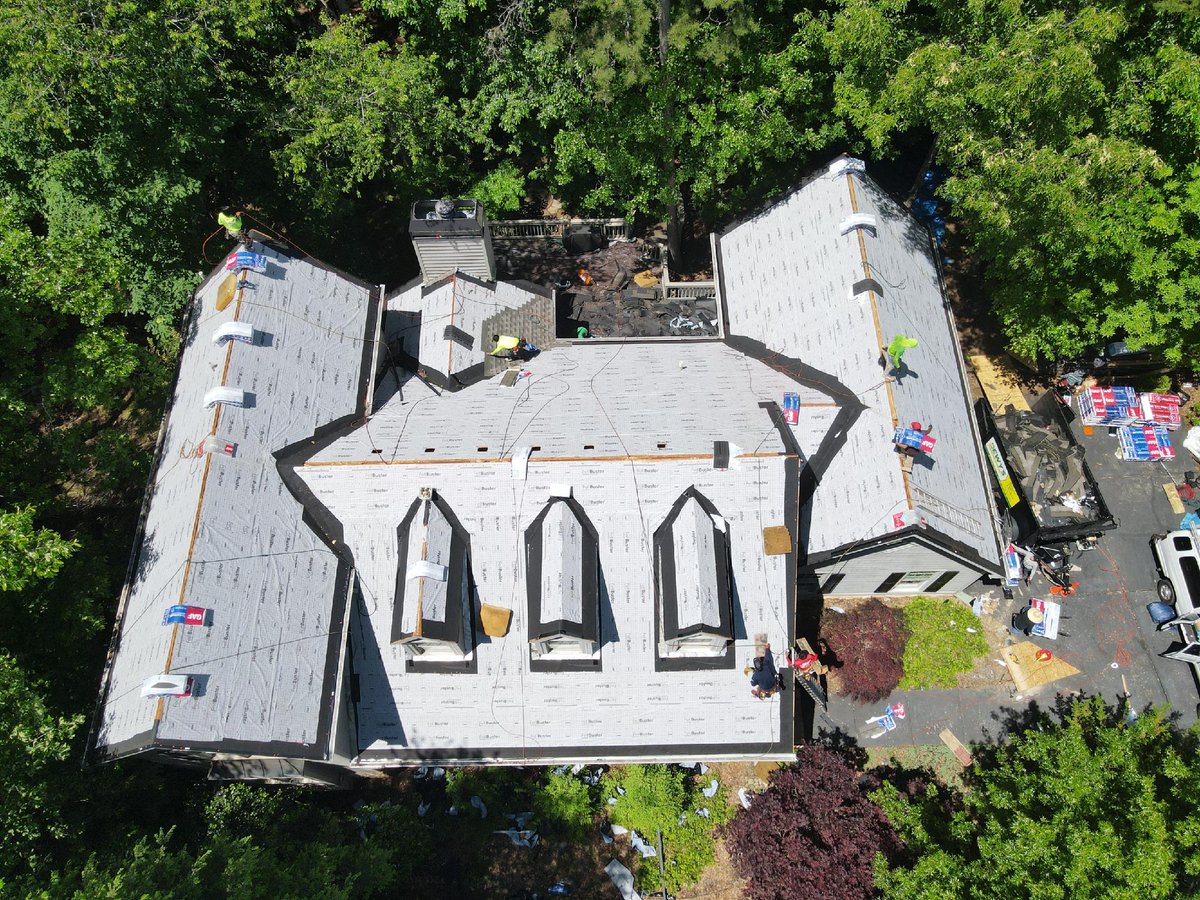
[829,0,1200,366]
[874,698,1200,898]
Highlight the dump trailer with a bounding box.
[975,391,1116,547]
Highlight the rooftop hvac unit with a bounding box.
[409,198,496,284]
[203,386,248,409]
[213,322,256,346]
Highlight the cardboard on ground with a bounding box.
[1006,641,1080,693]
[971,353,1031,413]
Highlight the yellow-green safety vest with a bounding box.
[218,211,243,234]
[491,335,520,354]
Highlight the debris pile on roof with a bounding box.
[564,291,719,338]
[494,236,650,288]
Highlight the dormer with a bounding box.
[525,496,601,668]
[653,487,734,660]
[392,490,475,661]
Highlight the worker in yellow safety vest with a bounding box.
[490,334,522,359]
[218,209,245,242]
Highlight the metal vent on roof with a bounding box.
[828,157,866,178]
[203,386,248,409]
[140,673,192,698]
[838,214,877,236]
[213,322,256,347]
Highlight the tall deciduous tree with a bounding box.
[828,0,1200,366]
[874,698,1200,898]
[0,654,82,870]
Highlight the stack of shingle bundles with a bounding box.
[1117,424,1175,461]
[1137,392,1182,429]
[1078,385,1140,426]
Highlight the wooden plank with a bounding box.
[1164,482,1186,515]
[970,353,1031,413]
[939,728,974,767]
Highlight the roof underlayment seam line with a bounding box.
[146,629,340,674]
[845,172,910,510]
[158,271,247,720]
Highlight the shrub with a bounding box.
[821,599,909,703]
[533,770,596,840]
[724,744,901,900]
[602,765,729,895]
[899,597,987,690]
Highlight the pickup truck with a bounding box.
[1151,528,1200,666]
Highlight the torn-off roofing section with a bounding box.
[92,240,379,760]
[716,161,1000,567]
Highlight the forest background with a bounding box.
[0,0,1197,894]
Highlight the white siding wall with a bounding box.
[412,234,496,284]
[815,540,982,597]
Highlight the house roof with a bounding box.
[715,159,1002,570]
[299,450,797,763]
[386,274,549,383]
[93,156,999,769]
[308,340,826,465]
[296,335,803,761]
[90,239,380,761]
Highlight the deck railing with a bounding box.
[661,258,716,300]
[490,218,631,240]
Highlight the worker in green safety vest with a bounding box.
[218,209,245,242]
[490,334,522,359]
[887,334,919,371]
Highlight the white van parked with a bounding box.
[1151,529,1200,664]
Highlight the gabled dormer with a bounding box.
[392,490,475,663]
[525,496,601,670]
[654,487,735,662]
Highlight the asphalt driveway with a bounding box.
[816,404,1200,750]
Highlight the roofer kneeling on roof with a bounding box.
[490,334,538,361]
